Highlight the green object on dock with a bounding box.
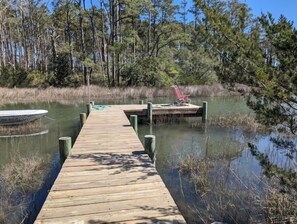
[144,135,155,162]
[59,137,72,161]
[130,115,138,133]
[202,101,208,122]
[92,105,110,110]
[80,113,86,128]
[147,102,153,125]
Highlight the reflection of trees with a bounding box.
[248,137,297,223]
[248,140,297,190]
[270,137,297,162]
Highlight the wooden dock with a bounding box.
[35,104,203,223]
[115,103,203,118]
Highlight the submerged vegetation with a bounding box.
[0,121,47,137]
[0,152,51,223]
[208,113,269,134]
[179,153,264,223]
[179,149,297,223]
[181,110,297,223]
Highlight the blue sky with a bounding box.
[242,0,297,25]
[176,0,297,26]
[48,0,296,26]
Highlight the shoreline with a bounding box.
[0,84,249,105]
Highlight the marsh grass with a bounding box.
[179,148,297,223]
[0,84,244,105]
[208,113,269,133]
[0,121,46,136]
[179,153,265,223]
[265,185,297,223]
[0,151,51,223]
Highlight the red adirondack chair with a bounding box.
[172,85,191,104]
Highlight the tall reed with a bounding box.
[179,147,297,223]
[179,152,265,223]
[208,113,269,133]
[0,84,246,105]
[0,151,51,223]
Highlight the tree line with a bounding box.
[0,0,296,133]
[0,0,288,86]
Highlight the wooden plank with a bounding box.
[35,105,186,223]
[47,181,170,199]
[35,208,184,224]
[43,188,168,208]
[38,196,179,219]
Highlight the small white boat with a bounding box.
[0,110,48,125]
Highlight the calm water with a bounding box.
[0,96,250,167]
[0,96,294,223]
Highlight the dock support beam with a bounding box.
[147,102,153,125]
[80,113,87,128]
[130,115,138,133]
[202,101,208,123]
[87,103,92,116]
[144,135,155,162]
[59,137,72,161]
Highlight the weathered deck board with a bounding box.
[35,105,186,223]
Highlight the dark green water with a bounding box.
[0,96,295,223]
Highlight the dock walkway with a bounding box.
[35,105,188,223]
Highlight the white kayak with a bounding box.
[0,110,48,125]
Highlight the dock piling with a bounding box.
[147,102,153,125]
[130,115,138,133]
[87,103,92,116]
[202,101,208,122]
[59,137,72,161]
[144,135,155,162]
[80,113,87,128]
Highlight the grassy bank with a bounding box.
[0,84,248,105]
[0,152,51,223]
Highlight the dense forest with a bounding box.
[0,0,294,86]
[0,0,296,132]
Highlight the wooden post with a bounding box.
[87,74,90,103]
[202,101,208,123]
[144,135,155,162]
[87,103,92,116]
[59,137,72,161]
[139,100,143,104]
[147,102,153,125]
[130,115,138,133]
[80,113,87,128]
